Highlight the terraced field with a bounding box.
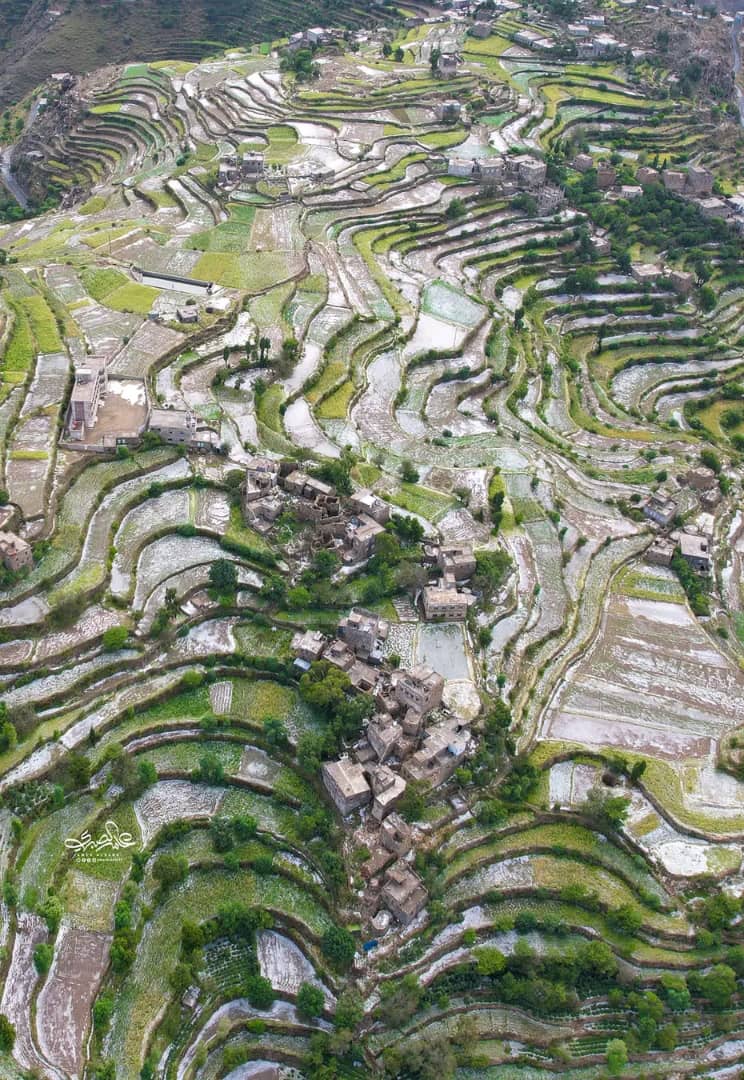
[0,7,743,1080]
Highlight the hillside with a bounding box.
[0,6,744,1080]
[0,0,383,107]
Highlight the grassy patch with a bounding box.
[265,124,299,164]
[192,251,293,292]
[79,194,108,214]
[21,295,63,353]
[316,379,355,419]
[104,282,159,314]
[81,267,128,302]
[185,215,254,253]
[255,384,285,433]
[388,482,455,522]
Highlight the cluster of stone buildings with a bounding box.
[447,152,562,211]
[449,152,546,190]
[287,26,335,50]
[241,457,390,563]
[567,17,627,59]
[643,465,721,574]
[66,355,218,451]
[304,605,471,926]
[217,151,265,189]
[629,262,695,297]
[568,155,741,224]
[421,543,477,620]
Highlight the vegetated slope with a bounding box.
[0,0,376,107]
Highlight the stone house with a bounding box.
[322,759,371,815]
[403,723,470,786]
[437,543,476,580]
[686,165,714,195]
[645,537,675,567]
[595,163,616,190]
[668,270,694,296]
[370,765,407,821]
[345,515,385,561]
[631,263,662,286]
[698,197,731,220]
[437,100,462,123]
[437,53,459,78]
[338,607,389,660]
[381,813,412,856]
[643,495,678,529]
[394,665,444,715]
[686,466,717,491]
[348,660,380,694]
[573,153,594,173]
[662,170,687,193]
[348,489,390,524]
[380,860,427,924]
[0,532,33,572]
[516,156,547,189]
[368,713,403,762]
[324,638,356,672]
[679,533,711,573]
[636,166,659,185]
[291,629,326,664]
[68,358,107,436]
[148,407,198,445]
[241,152,265,181]
[423,577,470,620]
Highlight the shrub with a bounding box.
[321,925,356,972]
[297,981,325,1018]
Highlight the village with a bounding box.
[0,0,742,1074]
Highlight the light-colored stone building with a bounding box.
[338,607,389,659]
[423,578,469,620]
[0,532,33,571]
[394,665,444,715]
[322,759,371,816]
[380,860,427,924]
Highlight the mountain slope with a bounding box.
[0,0,379,107]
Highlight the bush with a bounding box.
[297,981,325,1018]
[102,626,128,651]
[33,942,53,974]
[245,974,275,1009]
[0,1014,14,1052]
[321,925,356,972]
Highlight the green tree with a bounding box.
[608,904,642,936]
[321,925,356,972]
[33,943,53,974]
[400,458,419,483]
[152,854,188,890]
[582,786,630,831]
[606,1038,628,1075]
[334,989,363,1030]
[0,719,16,753]
[209,558,238,594]
[93,992,115,1031]
[701,964,736,1009]
[246,974,275,1009]
[297,981,325,1018]
[0,1014,14,1052]
[660,973,690,1012]
[699,284,716,312]
[474,946,506,976]
[263,716,288,748]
